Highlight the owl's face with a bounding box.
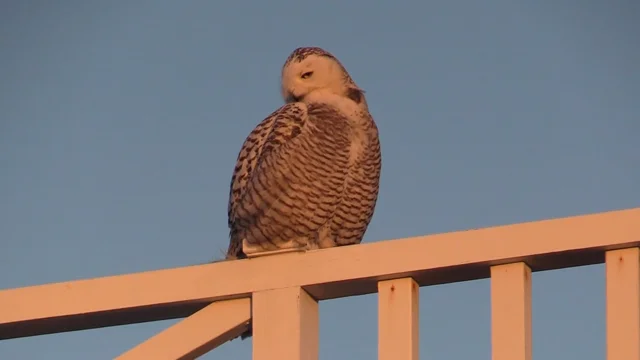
[281,54,352,103]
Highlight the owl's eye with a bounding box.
[301,71,313,79]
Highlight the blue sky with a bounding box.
[1,1,638,359]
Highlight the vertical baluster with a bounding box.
[252,287,319,360]
[378,277,419,360]
[606,248,640,360]
[491,262,532,360]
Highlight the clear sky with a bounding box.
[1,1,638,359]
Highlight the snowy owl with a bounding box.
[226,46,382,260]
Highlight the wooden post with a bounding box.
[491,262,532,360]
[606,248,640,360]
[252,286,319,360]
[378,277,419,360]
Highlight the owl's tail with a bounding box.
[240,326,252,340]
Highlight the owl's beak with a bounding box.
[283,90,302,103]
[288,94,302,103]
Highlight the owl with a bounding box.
[226,46,382,261]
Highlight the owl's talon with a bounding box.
[242,238,308,258]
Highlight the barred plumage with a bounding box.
[226,46,382,260]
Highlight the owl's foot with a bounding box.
[242,238,309,258]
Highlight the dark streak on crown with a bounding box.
[283,47,357,87]
[284,47,337,65]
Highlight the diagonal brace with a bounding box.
[117,298,250,360]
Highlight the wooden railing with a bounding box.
[1,208,639,360]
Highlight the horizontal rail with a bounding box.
[1,207,639,339]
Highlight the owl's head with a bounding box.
[280,47,365,105]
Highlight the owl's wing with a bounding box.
[226,103,351,259]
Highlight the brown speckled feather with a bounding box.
[330,113,381,245]
[225,47,381,341]
[226,100,380,260]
